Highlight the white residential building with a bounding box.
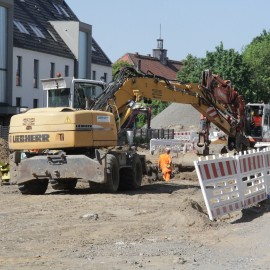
[0,0,112,125]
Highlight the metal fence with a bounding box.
[134,129,174,140]
[0,126,9,141]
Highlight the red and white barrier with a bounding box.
[174,131,191,141]
[150,139,194,154]
[195,148,270,220]
[195,155,242,221]
[262,148,270,197]
[236,150,267,208]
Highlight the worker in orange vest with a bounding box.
[158,147,172,182]
[251,110,262,136]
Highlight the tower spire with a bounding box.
[153,25,167,64]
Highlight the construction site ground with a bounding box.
[1,140,270,270]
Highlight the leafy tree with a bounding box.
[177,43,251,101]
[202,43,251,100]
[177,54,203,83]
[112,60,132,78]
[242,30,270,103]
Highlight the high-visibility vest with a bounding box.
[252,116,262,127]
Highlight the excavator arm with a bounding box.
[91,67,247,151]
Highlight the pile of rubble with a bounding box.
[0,138,10,163]
[150,103,200,130]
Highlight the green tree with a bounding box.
[177,54,203,83]
[112,60,132,78]
[177,43,251,101]
[202,43,251,100]
[242,30,270,103]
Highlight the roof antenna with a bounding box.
[157,24,163,49]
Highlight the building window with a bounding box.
[0,6,7,103]
[101,73,107,83]
[52,3,70,17]
[47,29,57,42]
[29,24,46,38]
[33,59,39,88]
[33,99,38,108]
[16,56,22,86]
[14,20,29,34]
[52,3,62,14]
[50,63,55,78]
[59,6,70,17]
[65,65,69,77]
[16,97,21,107]
[79,31,87,78]
[92,70,96,80]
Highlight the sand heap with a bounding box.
[150,103,200,130]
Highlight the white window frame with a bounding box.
[29,24,46,38]
[14,20,29,34]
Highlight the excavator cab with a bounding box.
[244,103,270,147]
[42,76,106,109]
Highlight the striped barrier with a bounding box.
[195,155,242,221]
[174,131,198,142]
[150,139,194,155]
[262,148,270,197]
[236,150,267,208]
[195,148,270,220]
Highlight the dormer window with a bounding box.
[29,24,45,38]
[14,20,29,34]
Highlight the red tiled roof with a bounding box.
[117,53,182,80]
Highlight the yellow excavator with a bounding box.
[8,67,250,195]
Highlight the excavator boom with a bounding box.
[91,67,244,146]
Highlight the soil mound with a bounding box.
[0,138,9,163]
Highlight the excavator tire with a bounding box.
[50,179,77,190]
[18,179,48,195]
[104,154,120,193]
[119,154,142,190]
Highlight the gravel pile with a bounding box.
[150,103,200,130]
[0,138,9,163]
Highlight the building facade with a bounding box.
[0,0,17,125]
[0,0,112,125]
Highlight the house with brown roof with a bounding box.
[117,37,182,80]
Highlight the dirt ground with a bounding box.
[1,143,270,269]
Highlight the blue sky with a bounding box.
[66,0,270,63]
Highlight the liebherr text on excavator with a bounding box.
[8,67,269,195]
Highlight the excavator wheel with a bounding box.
[18,179,49,195]
[104,154,120,193]
[119,154,143,190]
[50,179,77,190]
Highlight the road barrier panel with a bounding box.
[195,148,270,220]
[194,154,242,221]
[174,131,198,142]
[236,149,267,208]
[150,139,194,155]
[262,147,270,197]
